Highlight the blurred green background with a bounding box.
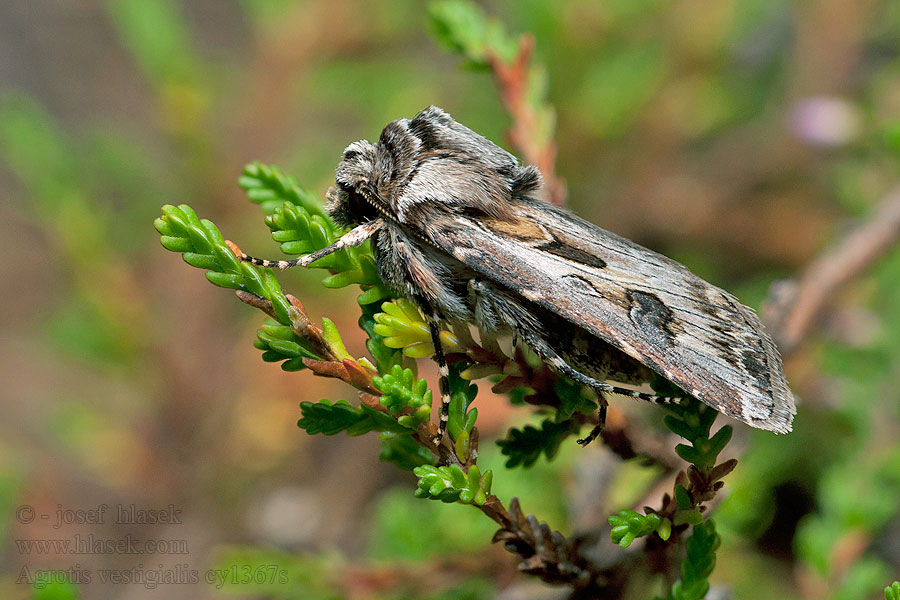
[2,1,899,599]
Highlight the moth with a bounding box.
[238,106,796,445]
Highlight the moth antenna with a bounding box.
[422,308,452,448]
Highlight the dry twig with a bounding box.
[764,185,900,354]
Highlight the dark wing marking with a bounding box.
[421,199,795,432]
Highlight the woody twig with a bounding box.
[234,289,380,396]
[764,184,900,355]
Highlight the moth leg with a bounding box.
[578,400,608,447]
[427,314,453,447]
[412,301,453,447]
[235,219,383,269]
[513,326,678,445]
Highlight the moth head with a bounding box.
[327,140,391,228]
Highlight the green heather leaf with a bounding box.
[359,308,404,374]
[447,364,478,439]
[427,0,519,68]
[321,317,353,361]
[205,272,244,289]
[240,162,330,219]
[373,365,432,422]
[663,414,696,441]
[554,376,596,422]
[254,318,320,368]
[413,464,492,505]
[237,169,388,304]
[497,419,578,468]
[378,432,434,470]
[182,252,219,271]
[158,204,306,309]
[674,484,692,510]
[298,400,406,437]
[609,509,664,548]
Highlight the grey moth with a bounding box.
[238,106,796,445]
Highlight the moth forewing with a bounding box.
[428,204,795,433]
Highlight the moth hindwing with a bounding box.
[239,106,796,444]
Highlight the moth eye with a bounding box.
[337,182,379,224]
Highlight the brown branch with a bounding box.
[234,290,386,396]
[641,458,737,575]
[487,35,567,206]
[486,497,602,591]
[763,184,900,354]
